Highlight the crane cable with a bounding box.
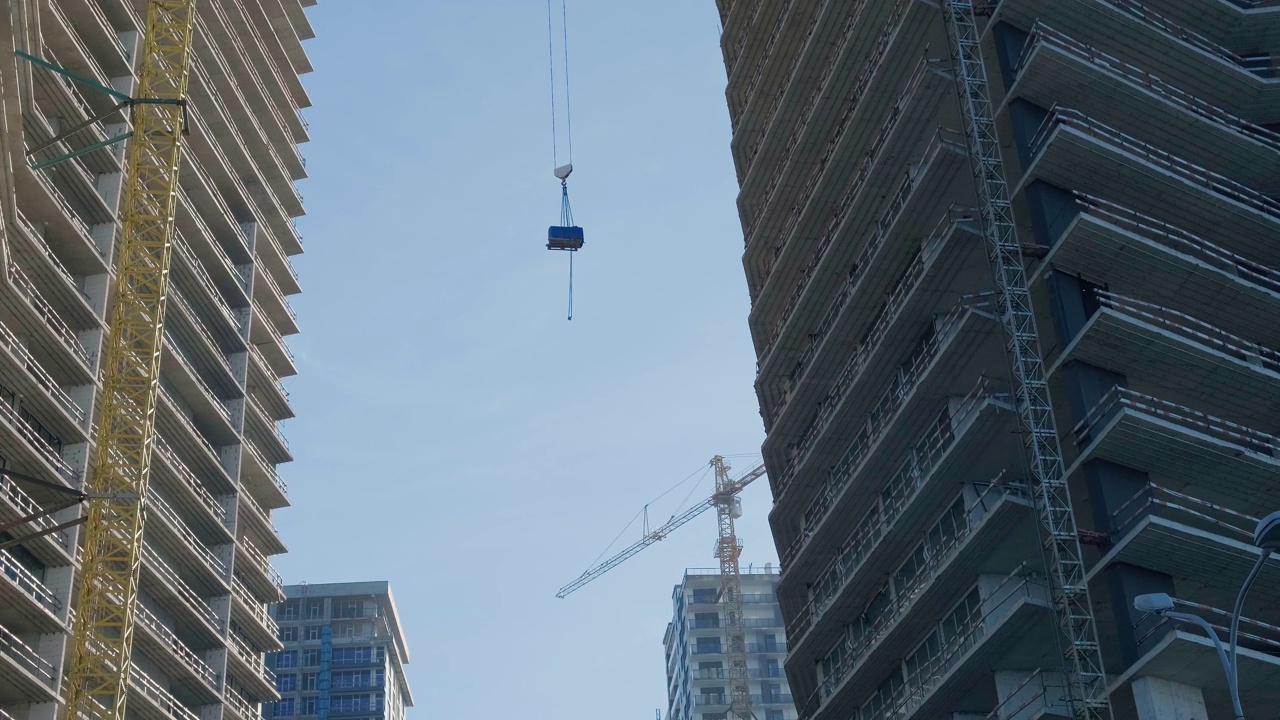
[547,0,576,320]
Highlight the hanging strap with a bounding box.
[567,251,575,321]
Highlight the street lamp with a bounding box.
[1132,509,1280,720]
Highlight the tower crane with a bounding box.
[53,2,198,719]
[557,456,766,720]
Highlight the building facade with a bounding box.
[265,583,413,720]
[0,3,309,720]
[715,0,1280,719]
[664,567,797,720]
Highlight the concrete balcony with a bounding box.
[230,576,282,652]
[8,213,100,333]
[720,0,772,85]
[162,336,238,444]
[0,549,64,634]
[0,474,74,565]
[1135,0,1280,52]
[762,205,985,459]
[255,228,303,299]
[781,387,1019,592]
[251,307,297,379]
[0,388,81,489]
[237,490,287,556]
[167,288,241,394]
[152,433,233,540]
[26,46,126,177]
[241,439,289,511]
[840,573,1056,720]
[37,2,127,119]
[248,345,292,422]
[770,300,1004,510]
[128,667,202,720]
[0,622,58,704]
[744,4,951,295]
[989,0,1280,122]
[1018,107,1280,265]
[178,152,254,269]
[1068,388,1280,516]
[133,603,221,705]
[2,260,93,380]
[235,539,285,604]
[754,133,970,421]
[242,0,311,142]
[253,264,299,337]
[0,317,87,436]
[145,491,230,593]
[1049,290,1280,433]
[58,0,133,78]
[790,486,1037,705]
[172,235,245,345]
[223,684,264,720]
[156,388,236,494]
[1031,196,1280,347]
[140,546,223,646]
[1004,22,1280,193]
[25,141,114,231]
[245,396,292,465]
[1092,483,1280,605]
[226,629,279,701]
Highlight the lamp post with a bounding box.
[1132,509,1280,720]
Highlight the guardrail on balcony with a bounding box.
[1072,194,1280,296]
[814,567,1044,720]
[729,0,794,113]
[256,262,297,321]
[747,1,916,254]
[6,261,91,366]
[131,668,200,720]
[1111,482,1260,542]
[224,684,261,720]
[153,433,228,524]
[739,0,825,180]
[723,0,766,77]
[166,334,233,425]
[245,440,289,497]
[0,475,70,549]
[797,476,1022,655]
[232,576,279,636]
[775,294,995,499]
[1,548,61,613]
[1017,23,1280,154]
[249,396,290,451]
[1094,0,1265,75]
[1092,289,1280,375]
[983,669,1070,720]
[240,539,284,591]
[1030,106,1280,224]
[143,545,221,630]
[149,492,229,578]
[255,308,294,362]
[0,393,78,483]
[173,238,240,327]
[160,387,220,460]
[135,603,219,688]
[229,629,276,686]
[0,620,55,685]
[27,154,93,240]
[1136,596,1280,652]
[0,318,85,423]
[14,211,92,304]
[249,345,290,400]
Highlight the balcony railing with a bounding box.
[1093,289,1280,375]
[1136,597,1280,654]
[14,211,92,303]
[249,396,290,451]
[6,261,91,366]
[131,668,200,720]
[166,334,233,424]
[775,295,994,499]
[149,492,229,578]
[1073,386,1280,459]
[240,539,284,591]
[0,317,84,423]
[245,439,289,497]
[1092,0,1265,75]
[1030,106,1280,224]
[1017,23,1280,154]
[0,621,55,685]
[160,386,219,458]
[0,392,79,483]
[224,684,261,720]
[170,285,236,378]
[135,603,219,688]
[28,153,93,239]
[0,475,70,549]
[250,345,290,400]
[1,548,61,613]
[233,576,279,636]
[229,630,276,686]
[154,433,228,524]
[1111,482,1260,542]
[174,235,239,326]
[143,546,221,630]
[1072,194,1280,296]
[729,0,794,113]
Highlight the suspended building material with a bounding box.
[547,164,583,251]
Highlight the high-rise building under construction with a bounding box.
[714,0,1280,718]
[0,3,309,720]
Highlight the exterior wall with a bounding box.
[663,568,796,720]
[714,0,1280,718]
[266,583,413,720]
[0,3,309,720]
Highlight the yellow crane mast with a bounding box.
[64,3,198,719]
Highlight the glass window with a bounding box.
[692,588,718,604]
[278,603,299,621]
[302,673,317,691]
[280,626,298,643]
[277,674,298,692]
[302,649,320,666]
[273,699,295,716]
[275,651,298,669]
[306,601,323,619]
[305,625,323,641]
[300,697,317,716]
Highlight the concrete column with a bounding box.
[1132,677,1208,720]
[1106,562,1176,666]
[994,670,1069,720]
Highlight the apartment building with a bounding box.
[0,3,310,720]
[664,567,797,720]
[265,583,413,720]
[714,0,1280,718]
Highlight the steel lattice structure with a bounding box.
[64,2,197,719]
[940,2,1112,719]
[711,456,753,720]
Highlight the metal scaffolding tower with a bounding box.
[940,2,1112,719]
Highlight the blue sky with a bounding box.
[275,1,777,717]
